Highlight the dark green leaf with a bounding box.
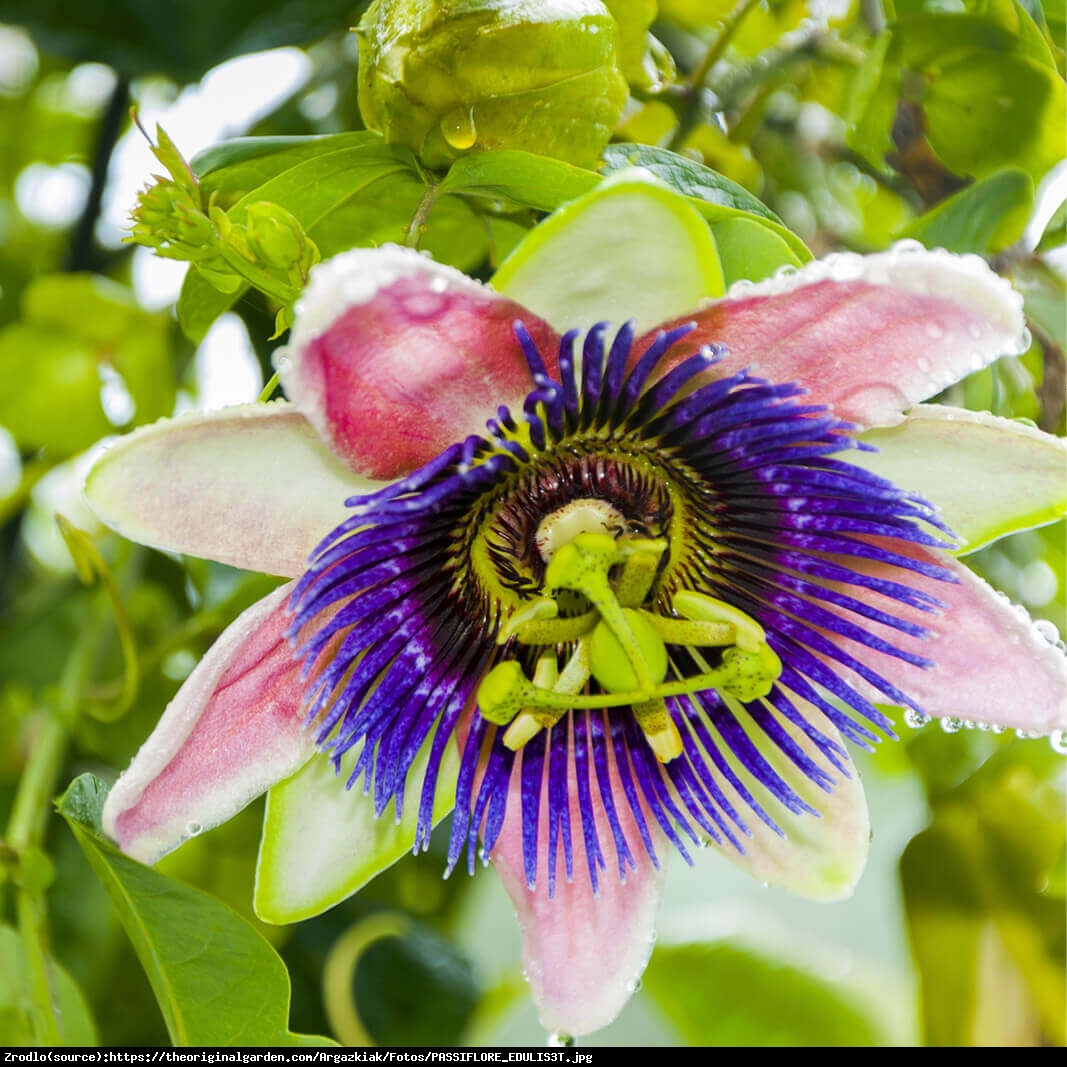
[355,925,477,1046]
[57,774,337,1048]
[900,169,1034,253]
[4,0,358,83]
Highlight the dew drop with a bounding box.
[1034,619,1061,645]
[1015,728,1039,740]
[547,1033,575,1048]
[961,719,978,730]
[185,821,203,836]
[440,106,477,150]
[990,724,1006,735]
[625,977,643,993]
[904,708,929,729]
[940,717,963,733]
[1050,729,1067,755]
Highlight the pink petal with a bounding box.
[836,547,1067,733]
[490,731,667,1037]
[643,245,1028,429]
[277,246,559,480]
[102,584,317,863]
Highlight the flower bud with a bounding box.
[356,0,629,170]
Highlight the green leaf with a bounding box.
[177,270,247,345]
[352,923,477,1047]
[1035,197,1067,252]
[492,173,724,331]
[901,743,1066,1045]
[193,132,386,203]
[440,149,599,212]
[644,938,888,1046]
[923,52,1065,185]
[848,10,1066,185]
[600,144,812,261]
[711,216,803,285]
[0,924,98,1045]
[900,169,1034,253]
[57,774,337,1048]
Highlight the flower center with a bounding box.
[476,523,782,762]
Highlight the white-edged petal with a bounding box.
[85,402,377,577]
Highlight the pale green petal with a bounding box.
[491,172,724,331]
[254,734,459,924]
[85,402,380,577]
[854,404,1067,554]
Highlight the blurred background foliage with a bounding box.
[0,0,1063,1048]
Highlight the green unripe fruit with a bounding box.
[356,0,629,170]
[588,609,668,694]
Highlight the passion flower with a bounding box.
[86,185,1067,1037]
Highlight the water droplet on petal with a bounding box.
[625,977,643,993]
[547,1032,575,1048]
[904,708,929,729]
[185,821,203,836]
[1034,619,1061,645]
[1015,728,1039,740]
[1050,729,1067,755]
[941,717,963,733]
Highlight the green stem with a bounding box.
[405,182,440,249]
[4,589,109,1044]
[6,716,67,853]
[690,0,764,92]
[667,0,763,151]
[17,892,63,1045]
